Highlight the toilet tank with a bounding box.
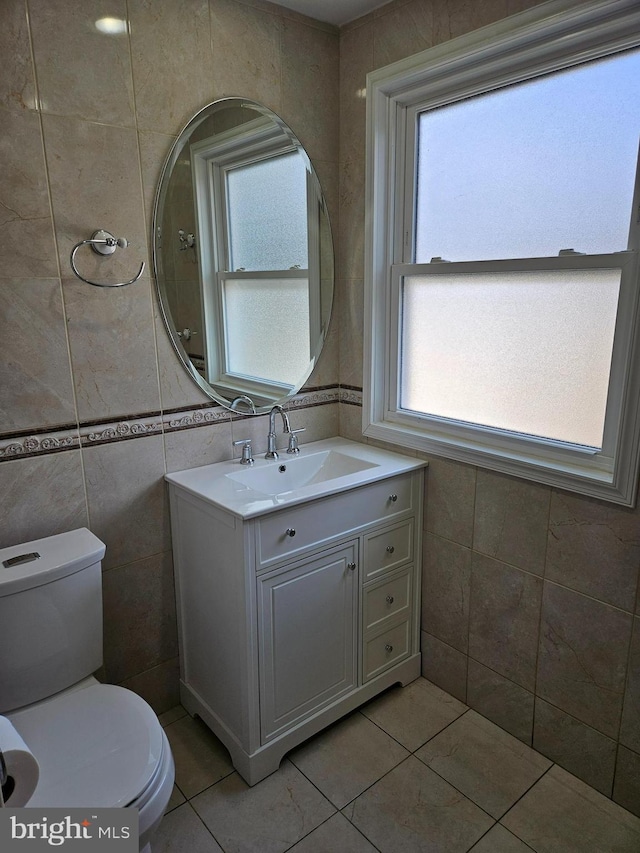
[0,528,106,713]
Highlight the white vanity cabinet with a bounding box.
[167,439,425,785]
[258,540,359,744]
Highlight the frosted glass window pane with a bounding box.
[415,49,640,261]
[400,269,620,448]
[227,152,308,271]
[224,278,310,385]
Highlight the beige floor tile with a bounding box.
[154,682,640,853]
[164,714,234,799]
[469,823,533,852]
[159,704,187,728]
[501,764,640,852]
[289,711,409,807]
[166,783,186,813]
[287,813,379,852]
[153,802,223,853]
[416,710,551,819]
[343,755,493,852]
[192,760,335,853]
[361,677,467,751]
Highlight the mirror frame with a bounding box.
[152,97,334,415]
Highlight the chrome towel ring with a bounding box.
[70,229,145,288]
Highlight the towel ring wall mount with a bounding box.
[70,230,145,288]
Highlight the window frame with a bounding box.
[364,0,640,505]
[191,119,319,400]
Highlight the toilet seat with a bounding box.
[7,683,165,809]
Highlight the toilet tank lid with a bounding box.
[0,528,106,597]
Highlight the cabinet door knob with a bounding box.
[286,528,296,537]
[389,494,398,502]
[386,595,394,604]
[347,562,357,571]
[385,643,393,653]
[386,545,395,554]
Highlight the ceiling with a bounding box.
[275,0,387,27]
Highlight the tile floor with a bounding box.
[154,677,640,852]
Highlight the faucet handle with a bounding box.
[233,438,254,465]
[286,428,305,454]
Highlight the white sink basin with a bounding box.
[226,449,378,496]
[165,437,427,518]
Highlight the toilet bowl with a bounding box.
[0,529,175,852]
[7,680,175,852]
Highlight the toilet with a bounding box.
[0,528,175,853]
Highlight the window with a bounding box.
[191,116,319,401]
[219,151,311,387]
[364,0,640,505]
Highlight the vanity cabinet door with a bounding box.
[258,541,359,743]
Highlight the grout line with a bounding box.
[530,487,554,724]
[186,799,229,851]
[288,701,496,828]
[612,739,621,807]
[285,714,411,816]
[616,614,638,746]
[465,464,479,707]
[337,698,546,825]
[165,682,639,853]
[124,0,166,471]
[469,463,479,553]
[278,809,383,853]
[496,761,555,823]
[360,696,468,756]
[468,820,538,853]
[23,0,91,524]
[279,812,336,853]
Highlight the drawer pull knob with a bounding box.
[285,528,296,537]
[389,494,398,502]
[385,643,394,653]
[347,562,356,571]
[386,595,394,604]
[386,545,395,554]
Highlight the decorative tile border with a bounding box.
[289,387,341,409]
[339,386,363,406]
[80,415,164,447]
[0,385,361,463]
[0,427,80,461]
[162,405,232,432]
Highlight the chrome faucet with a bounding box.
[229,395,256,414]
[265,405,291,459]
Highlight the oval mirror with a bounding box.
[153,98,334,415]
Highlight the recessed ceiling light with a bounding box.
[95,17,128,35]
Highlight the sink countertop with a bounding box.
[165,437,427,519]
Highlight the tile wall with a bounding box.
[0,0,341,709]
[336,0,640,817]
[3,0,639,820]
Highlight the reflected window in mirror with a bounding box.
[192,121,317,395]
[153,99,333,414]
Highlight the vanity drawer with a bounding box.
[363,520,413,581]
[363,568,411,633]
[256,473,414,569]
[363,620,410,682]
